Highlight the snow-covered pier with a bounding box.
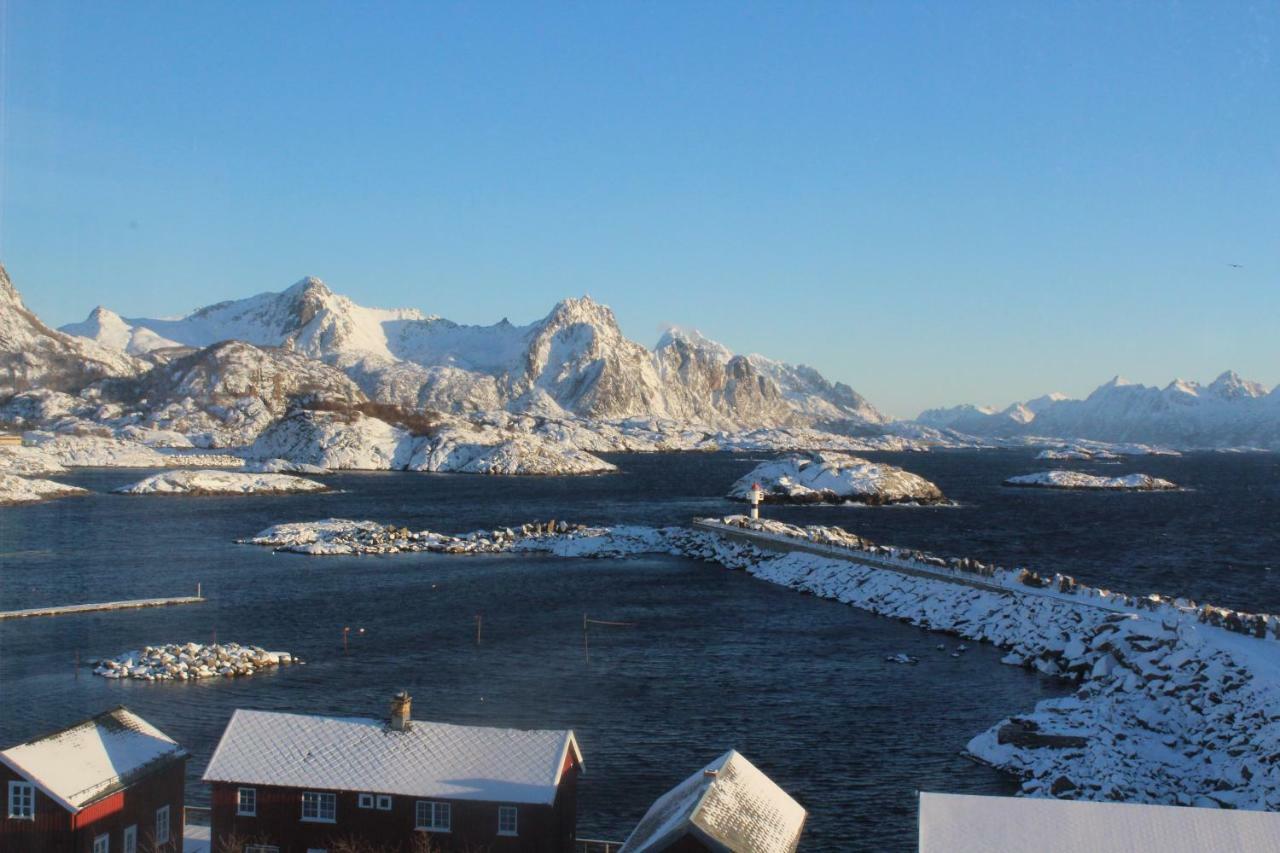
[0,595,205,621]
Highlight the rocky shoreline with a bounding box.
[240,513,1280,813]
[1004,471,1179,491]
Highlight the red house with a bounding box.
[1,706,189,853]
[202,692,583,853]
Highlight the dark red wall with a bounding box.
[211,766,579,853]
[1,758,186,853]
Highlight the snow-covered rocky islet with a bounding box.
[114,469,330,496]
[93,642,295,681]
[727,451,947,505]
[1005,471,1179,491]
[0,472,88,506]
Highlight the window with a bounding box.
[123,825,136,853]
[376,795,392,811]
[358,793,374,809]
[7,781,34,819]
[301,791,336,823]
[155,805,170,844]
[93,834,110,853]
[498,805,518,836]
[415,800,451,831]
[237,787,257,816]
[244,846,280,853]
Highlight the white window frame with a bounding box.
[93,833,110,853]
[376,794,392,811]
[301,791,336,823]
[7,780,34,820]
[123,825,137,853]
[237,787,257,816]
[358,792,374,809]
[498,805,518,836]
[155,804,171,844]
[415,800,451,832]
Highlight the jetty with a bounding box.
[0,595,205,621]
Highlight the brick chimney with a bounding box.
[389,690,412,731]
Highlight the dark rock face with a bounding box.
[997,719,1089,750]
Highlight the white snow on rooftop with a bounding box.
[0,707,187,811]
[620,750,806,853]
[202,709,581,806]
[918,792,1280,853]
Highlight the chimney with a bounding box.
[389,690,412,731]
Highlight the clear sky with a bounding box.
[2,2,1277,417]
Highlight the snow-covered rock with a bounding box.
[93,642,294,681]
[0,473,87,505]
[26,433,169,467]
[1005,471,1178,491]
[0,444,67,476]
[728,452,946,505]
[1035,446,1120,461]
[242,458,329,475]
[114,469,329,496]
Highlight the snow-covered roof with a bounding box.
[918,792,1280,853]
[202,709,582,806]
[620,750,806,853]
[0,707,188,812]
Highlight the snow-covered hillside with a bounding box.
[60,276,885,430]
[920,373,1279,450]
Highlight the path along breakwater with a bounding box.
[246,514,1280,812]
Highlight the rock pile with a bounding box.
[243,518,592,556]
[93,642,294,681]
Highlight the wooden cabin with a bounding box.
[0,706,189,853]
[202,692,583,853]
[619,750,806,853]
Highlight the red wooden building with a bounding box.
[202,692,583,853]
[1,706,188,853]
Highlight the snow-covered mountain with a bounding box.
[59,276,886,430]
[0,264,144,394]
[919,373,1280,449]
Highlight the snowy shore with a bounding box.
[93,643,295,681]
[727,451,946,505]
[242,513,1280,812]
[0,473,88,506]
[115,469,329,496]
[1005,471,1179,491]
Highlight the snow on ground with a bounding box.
[94,642,294,681]
[727,451,946,505]
[1005,471,1179,491]
[114,469,329,496]
[0,443,67,476]
[0,473,87,505]
[242,512,1280,813]
[1035,446,1121,461]
[242,457,329,475]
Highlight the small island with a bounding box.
[1004,471,1178,491]
[728,452,947,506]
[114,469,330,496]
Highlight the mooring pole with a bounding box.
[343,626,350,655]
[197,581,202,599]
[583,613,589,664]
[475,614,482,645]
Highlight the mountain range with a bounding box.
[2,263,1277,451]
[919,373,1280,449]
[55,275,885,431]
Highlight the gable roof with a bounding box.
[620,750,806,853]
[918,792,1280,853]
[0,706,188,812]
[202,709,582,806]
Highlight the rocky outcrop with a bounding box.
[0,473,87,505]
[114,469,329,496]
[1004,471,1178,491]
[728,451,946,505]
[94,642,294,681]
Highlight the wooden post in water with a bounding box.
[343,626,350,655]
[583,613,589,664]
[475,614,483,645]
[197,582,202,599]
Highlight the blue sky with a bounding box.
[3,2,1277,417]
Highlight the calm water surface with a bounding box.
[1,449,1275,851]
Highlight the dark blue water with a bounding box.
[1,449,1275,851]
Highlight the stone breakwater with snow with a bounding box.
[93,643,295,681]
[244,514,1280,812]
[1004,471,1179,491]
